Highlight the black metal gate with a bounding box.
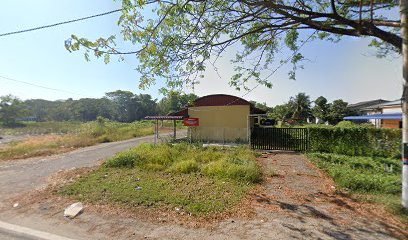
[250,128,309,151]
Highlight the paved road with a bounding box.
[0,131,186,202]
[0,132,186,239]
[0,231,34,240]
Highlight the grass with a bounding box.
[0,134,98,160]
[307,152,407,222]
[0,121,83,135]
[60,143,261,216]
[0,119,181,160]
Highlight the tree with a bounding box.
[157,91,198,115]
[326,99,350,124]
[288,92,311,122]
[0,95,26,127]
[249,101,273,113]
[66,1,401,90]
[269,104,291,123]
[24,99,59,121]
[64,0,407,207]
[105,90,135,122]
[312,96,330,123]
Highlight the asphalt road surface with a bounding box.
[0,131,186,239]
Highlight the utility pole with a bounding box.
[401,0,408,208]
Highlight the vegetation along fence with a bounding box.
[250,128,309,151]
[306,127,401,158]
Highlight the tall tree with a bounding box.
[66,1,401,90]
[157,91,198,115]
[249,101,273,113]
[105,90,135,122]
[0,95,26,127]
[269,104,291,123]
[312,96,330,123]
[64,0,407,208]
[327,99,350,124]
[288,92,311,122]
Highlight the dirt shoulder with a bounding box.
[1,152,406,239]
[0,131,186,203]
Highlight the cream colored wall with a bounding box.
[188,105,250,142]
[382,106,402,113]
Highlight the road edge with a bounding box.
[0,220,76,240]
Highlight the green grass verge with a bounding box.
[60,143,261,216]
[307,152,407,222]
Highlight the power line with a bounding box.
[0,75,96,98]
[0,9,122,38]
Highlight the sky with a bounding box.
[0,0,403,107]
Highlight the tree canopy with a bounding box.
[269,93,355,124]
[0,91,197,124]
[65,0,401,91]
[0,95,26,127]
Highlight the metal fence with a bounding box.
[250,127,309,151]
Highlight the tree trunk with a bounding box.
[400,0,408,208]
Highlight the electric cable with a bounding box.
[0,9,122,38]
[0,75,97,98]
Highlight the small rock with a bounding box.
[260,219,265,223]
[330,186,336,190]
[64,202,83,218]
[13,203,19,208]
[135,186,142,190]
[175,207,181,212]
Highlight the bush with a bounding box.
[306,126,401,158]
[308,153,401,194]
[105,152,138,168]
[104,143,261,183]
[203,158,262,183]
[335,121,357,128]
[169,160,200,173]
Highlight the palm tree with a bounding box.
[288,93,311,123]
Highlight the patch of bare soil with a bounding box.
[254,152,407,239]
[1,153,407,240]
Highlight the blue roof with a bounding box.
[344,113,402,120]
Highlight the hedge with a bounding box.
[307,127,401,159]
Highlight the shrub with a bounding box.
[335,121,357,128]
[203,158,262,183]
[169,160,200,173]
[306,126,401,158]
[104,143,261,183]
[308,153,401,194]
[105,152,137,168]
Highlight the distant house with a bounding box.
[169,94,266,142]
[345,99,402,129]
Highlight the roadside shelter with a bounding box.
[169,94,266,142]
